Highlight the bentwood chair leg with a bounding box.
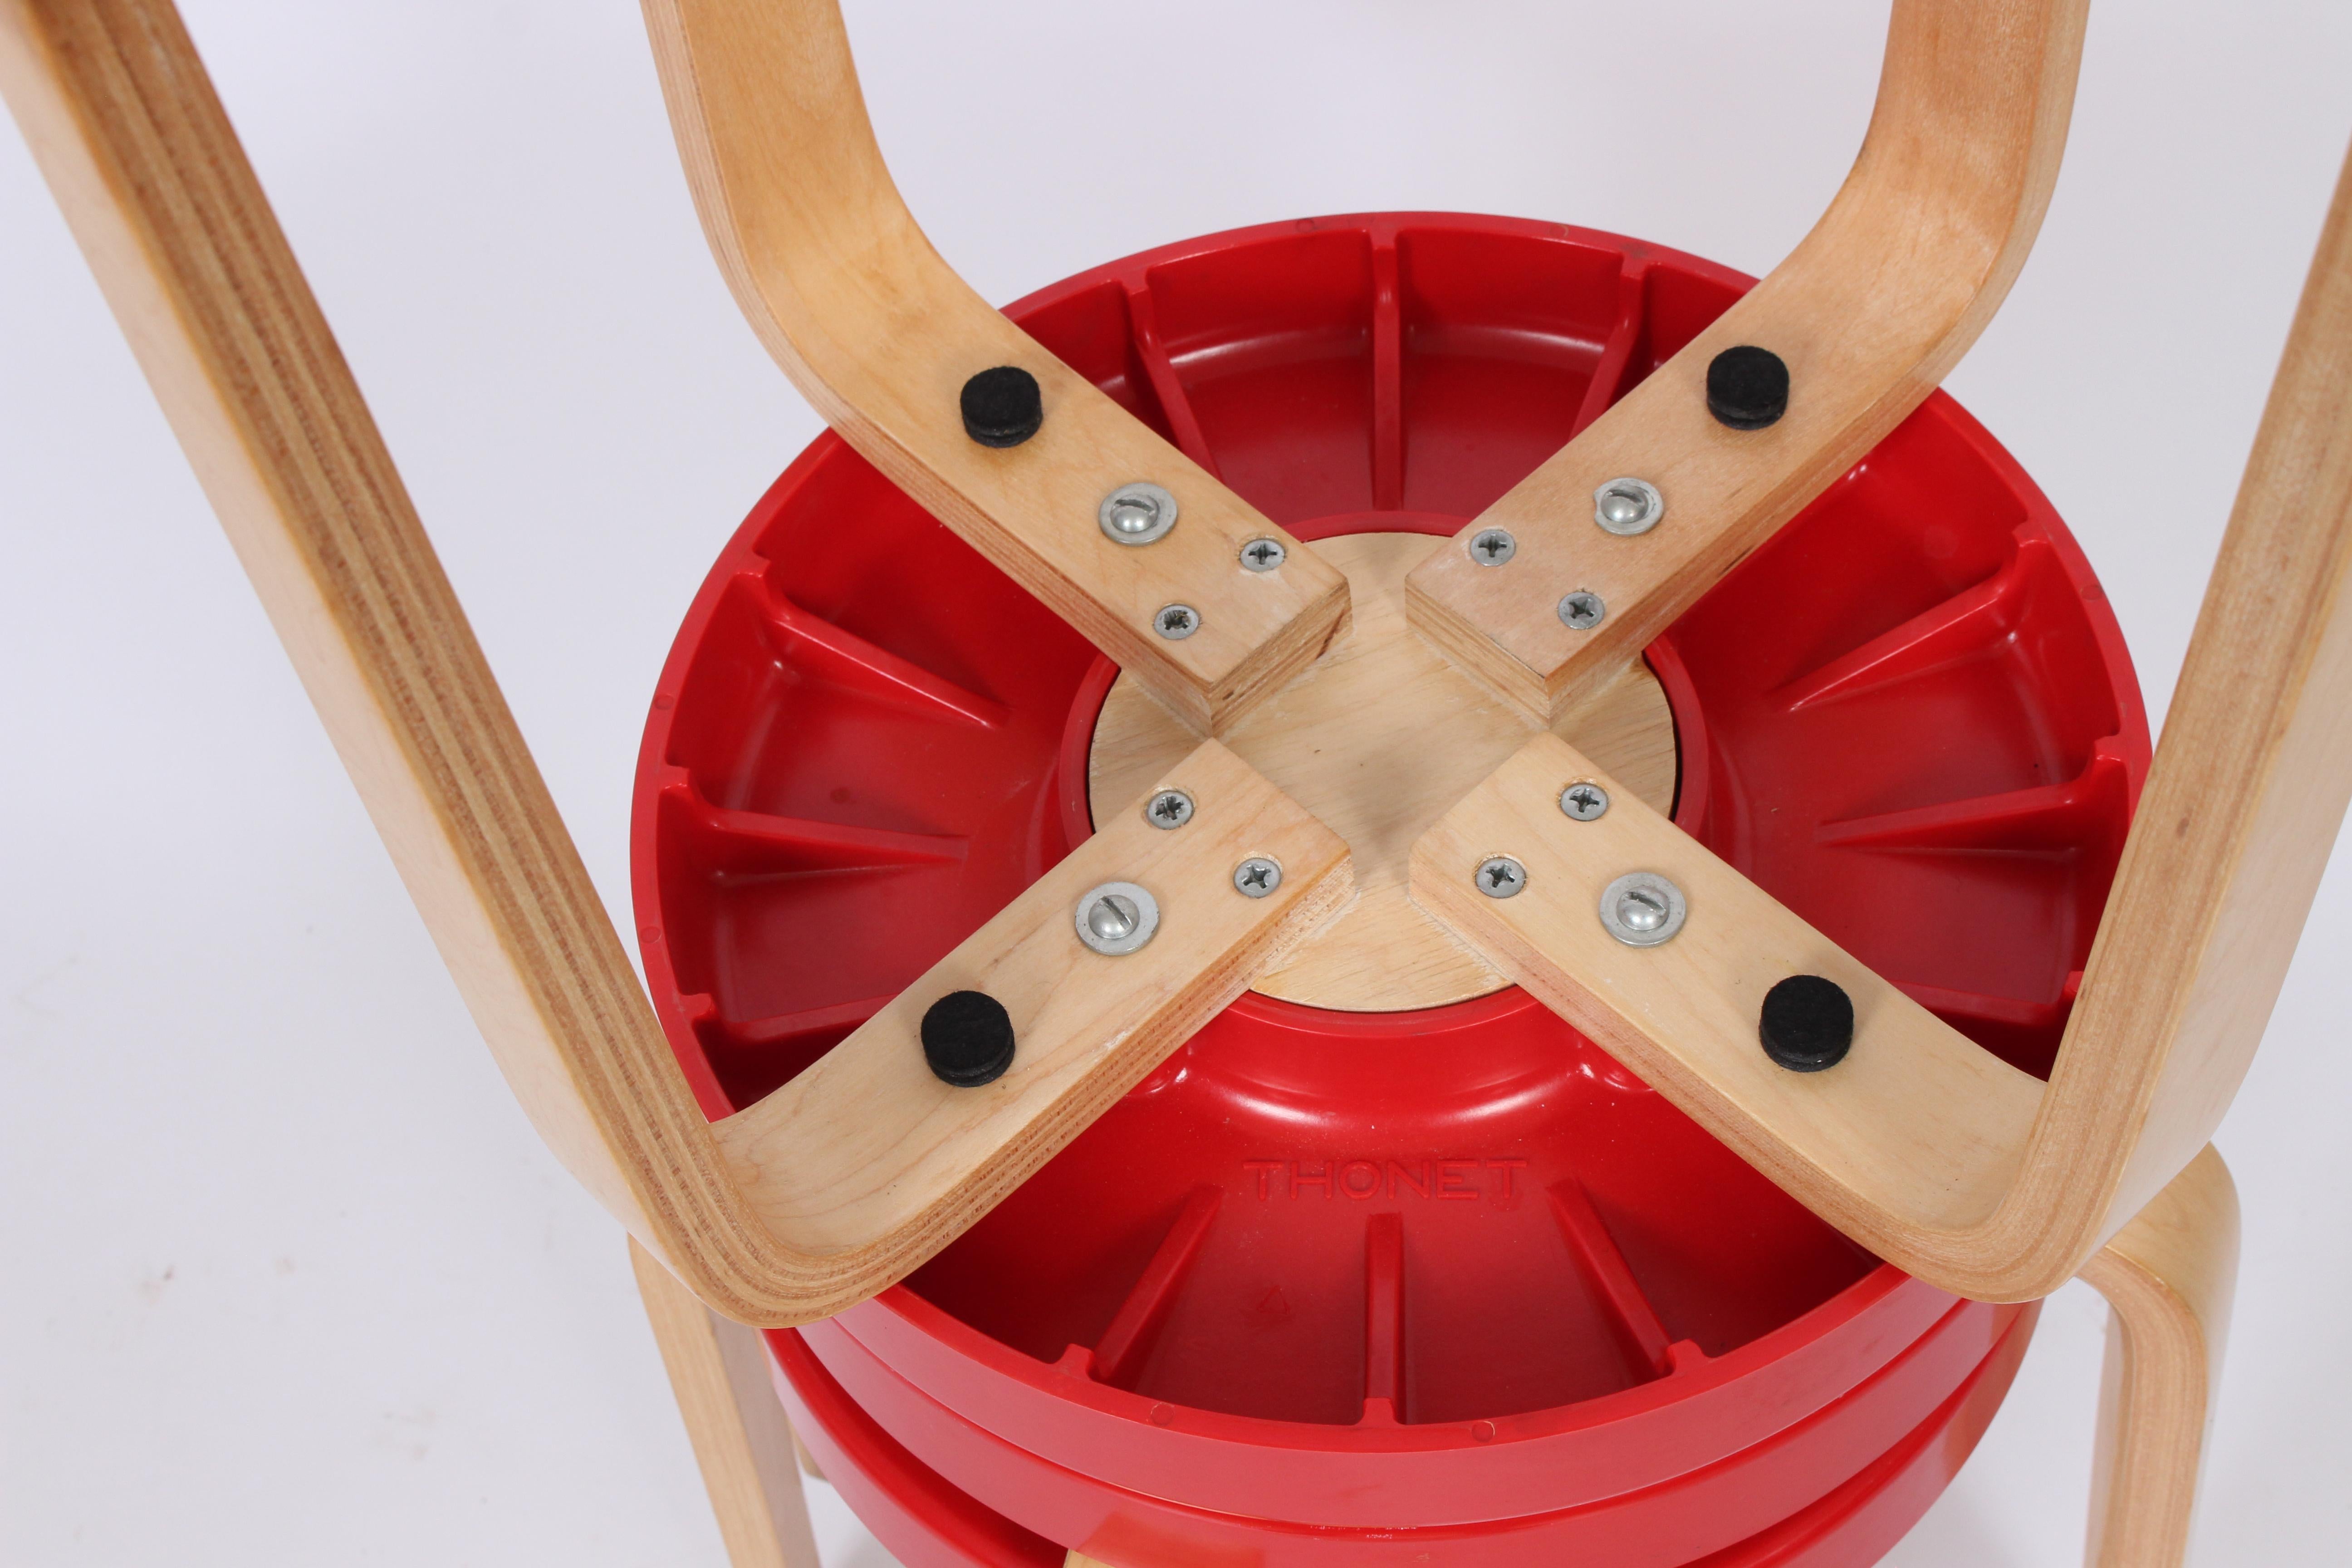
[630,1240,824,1568]
[2078,1147,2240,1568]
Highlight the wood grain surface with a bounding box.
[1412,732,2044,1258]
[1407,0,2087,723]
[2081,1148,2239,1568]
[642,0,1349,735]
[0,0,1348,1327]
[0,0,789,1310]
[718,741,1351,1252]
[1092,532,1674,1010]
[631,1240,822,1568]
[1409,127,2352,1306]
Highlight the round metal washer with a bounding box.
[1075,881,1160,956]
[1099,481,1179,546]
[1592,477,1665,536]
[1598,871,1687,947]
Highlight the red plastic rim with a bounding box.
[632,212,2147,1555]
[774,1299,2039,1567]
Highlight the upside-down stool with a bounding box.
[5,3,2345,1566]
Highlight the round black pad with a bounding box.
[1706,345,1790,430]
[1759,975,1854,1072]
[921,990,1017,1086]
[960,366,1044,448]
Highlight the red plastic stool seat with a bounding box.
[632,213,2146,1567]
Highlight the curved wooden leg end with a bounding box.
[630,1239,823,1568]
[2078,1146,2240,1568]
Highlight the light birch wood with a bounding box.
[1091,533,1675,1010]
[1411,734,2044,1264]
[0,0,1348,1327]
[0,0,781,1310]
[639,0,1349,737]
[715,740,1352,1253]
[2080,1148,2239,1568]
[2029,136,2352,1278]
[1406,0,2087,724]
[1411,132,2352,1302]
[631,1239,823,1568]
[11,43,2331,1568]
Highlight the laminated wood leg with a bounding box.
[1407,133,2352,1304]
[2078,1148,2240,1568]
[630,1239,823,1568]
[0,0,1350,1328]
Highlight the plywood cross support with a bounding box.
[1406,0,2087,724]
[1410,126,2352,1303]
[641,0,1350,736]
[715,739,1352,1266]
[1410,733,2046,1288]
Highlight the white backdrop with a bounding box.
[5,3,2350,1564]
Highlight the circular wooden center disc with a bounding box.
[1089,531,1678,1011]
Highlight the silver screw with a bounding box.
[1558,590,1605,630]
[1598,871,1687,947]
[1099,481,1178,546]
[1145,789,1194,829]
[1075,881,1160,956]
[1232,857,1282,897]
[1240,538,1286,572]
[1470,528,1517,566]
[1560,782,1610,821]
[1592,477,1665,536]
[1475,856,1527,898]
[1155,603,1201,640]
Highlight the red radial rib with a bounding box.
[1570,262,1651,437]
[1814,750,2130,852]
[759,576,1011,730]
[1122,284,1222,477]
[1549,1180,1676,1379]
[1769,537,2064,712]
[1091,1185,1225,1390]
[1364,1212,1407,1420]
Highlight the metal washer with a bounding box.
[1598,871,1687,947]
[1099,481,1179,546]
[1592,476,1665,536]
[1075,881,1160,956]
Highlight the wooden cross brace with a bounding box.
[5,1,2338,1565]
